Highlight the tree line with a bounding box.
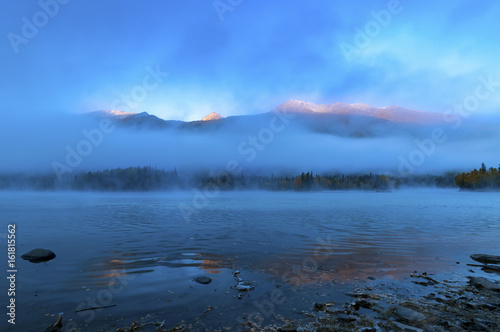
[455,163,500,190]
[198,171,456,191]
[0,166,458,191]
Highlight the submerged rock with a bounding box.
[468,277,500,291]
[21,248,56,263]
[194,276,212,285]
[471,254,500,265]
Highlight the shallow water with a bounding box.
[1,189,499,331]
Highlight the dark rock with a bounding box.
[470,254,500,265]
[425,293,448,303]
[481,265,500,273]
[44,312,63,332]
[313,302,325,311]
[336,313,355,322]
[21,248,56,263]
[468,277,500,291]
[434,294,448,303]
[351,299,374,310]
[194,276,212,285]
[439,320,452,328]
[479,303,497,311]
[277,325,298,332]
[461,318,495,331]
[360,328,377,332]
[313,302,335,312]
[392,321,423,332]
[394,307,426,323]
[346,292,379,300]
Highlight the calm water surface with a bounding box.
[1,189,499,331]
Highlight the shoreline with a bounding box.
[80,262,500,331]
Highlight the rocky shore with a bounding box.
[108,255,500,332]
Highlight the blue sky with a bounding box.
[1,0,500,121]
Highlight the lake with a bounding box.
[1,189,499,331]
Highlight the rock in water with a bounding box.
[21,248,56,263]
[44,312,63,332]
[392,322,424,332]
[194,276,212,285]
[468,277,500,291]
[395,307,426,323]
[470,254,500,265]
[235,281,254,291]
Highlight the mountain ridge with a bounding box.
[275,100,445,125]
[88,100,446,126]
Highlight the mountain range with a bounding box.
[85,100,452,138]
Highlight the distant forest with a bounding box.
[455,163,500,190]
[0,166,458,191]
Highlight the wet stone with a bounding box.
[468,277,500,291]
[470,254,500,265]
[336,313,355,322]
[394,307,426,323]
[392,321,424,332]
[21,248,56,263]
[235,282,254,291]
[194,276,212,285]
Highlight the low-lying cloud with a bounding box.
[1,111,498,179]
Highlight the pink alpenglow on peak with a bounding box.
[276,100,445,125]
[102,110,137,116]
[201,112,224,121]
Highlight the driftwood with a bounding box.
[74,304,117,313]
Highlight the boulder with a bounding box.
[21,248,56,263]
[468,277,500,291]
[194,276,212,285]
[470,254,500,265]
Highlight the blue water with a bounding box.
[1,189,499,331]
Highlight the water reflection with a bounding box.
[258,236,451,285]
[72,251,232,288]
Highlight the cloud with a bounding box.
[1,109,499,179]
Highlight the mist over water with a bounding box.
[1,111,499,177]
